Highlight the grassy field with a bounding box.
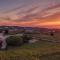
[0,33,60,60]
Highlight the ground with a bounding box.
[0,33,60,60]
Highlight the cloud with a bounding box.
[20,4,60,20]
[42,4,60,11]
[0,16,11,21]
[40,4,60,18]
[1,4,60,21]
[0,2,60,28]
[15,6,39,21]
[3,4,25,13]
[6,4,60,22]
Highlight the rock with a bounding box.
[29,39,38,43]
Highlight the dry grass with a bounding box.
[0,33,60,60]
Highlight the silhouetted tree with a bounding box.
[4,29,9,35]
[50,32,54,36]
[22,32,32,43]
[0,30,2,33]
[0,40,2,49]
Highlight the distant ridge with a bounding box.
[0,26,60,33]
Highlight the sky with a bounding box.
[0,0,60,28]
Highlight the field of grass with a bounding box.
[0,33,60,60]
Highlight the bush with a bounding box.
[22,33,32,43]
[6,36,23,46]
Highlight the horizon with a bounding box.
[0,25,60,29]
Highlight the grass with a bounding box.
[0,46,60,60]
[0,33,60,60]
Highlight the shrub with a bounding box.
[50,32,54,36]
[6,36,23,46]
[4,29,9,35]
[22,33,32,43]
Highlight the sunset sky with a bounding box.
[0,0,60,28]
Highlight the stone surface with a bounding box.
[29,39,38,43]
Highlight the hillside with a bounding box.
[0,31,60,60]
